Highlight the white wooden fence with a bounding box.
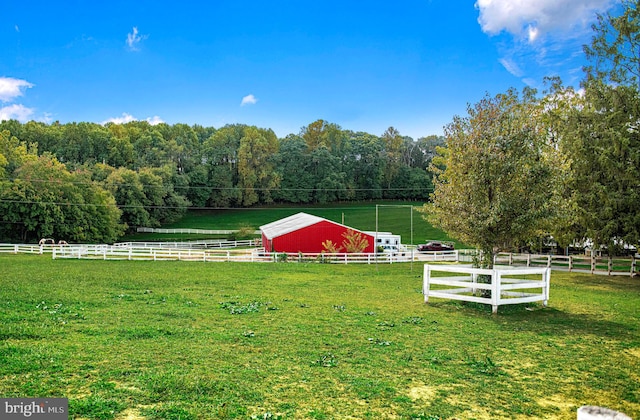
[423,264,550,314]
[494,252,638,276]
[136,227,261,235]
[0,243,457,264]
[0,244,51,254]
[51,245,273,262]
[50,247,417,264]
[2,242,635,274]
[114,239,260,249]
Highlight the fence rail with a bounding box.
[424,264,551,314]
[51,247,421,264]
[114,239,260,249]
[1,242,637,275]
[136,227,261,235]
[494,252,638,276]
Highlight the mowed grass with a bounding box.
[124,201,462,247]
[1,255,639,419]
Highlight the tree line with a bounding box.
[0,118,443,242]
[424,0,640,262]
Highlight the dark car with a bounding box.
[417,241,454,252]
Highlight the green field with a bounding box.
[124,201,464,247]
[1,255,638,419]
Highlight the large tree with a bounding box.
[422,88,560,267]
[551,80,640,253]
[553,0,640,253]
[584,0,640,88]
[237,126,280,206]
[0,153,123,243]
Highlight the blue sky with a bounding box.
[0,0,618,139]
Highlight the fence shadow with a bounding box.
[428,300,634,341]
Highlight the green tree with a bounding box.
[142,165,190,225]
[0,154,123,243]
[568,0,640,253]
[203,125,243,207]
[272,135,315,203]
[237,126,280,206]
[584,0,640,87]
[345,132,384,200]
[381,127,404,197]
[301,119,345,153]
[0,129,37,175]
[104,167,150,231]
[556,81,640,253]
[422,88,560,267]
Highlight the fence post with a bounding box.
[527,254,531,267]
[591,255,596,274]
[547,255,552,268]
[568,256,573,272]
[509,253,513,266]
[543,268,550,307]
[491,270,499,314]
[608,256,612,276]
[423,265,430,303]
[632,254,637,277]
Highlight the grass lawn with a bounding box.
[1,255,638,419]
[122,201,463,248]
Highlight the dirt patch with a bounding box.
[408,384,439,401]
[115,408,146,420]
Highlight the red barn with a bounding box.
[260,212,375,253]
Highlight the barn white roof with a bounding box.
[260,212,326,239]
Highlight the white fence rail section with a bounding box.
[114,239,260,249]
[52,245,274,262]
[415,250,459,262]
[0,244,51,254]
[136,227,261,235]
[423,264,550,314]
[494,252,638,276]
[50,246,420,264]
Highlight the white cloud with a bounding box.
[15,25,19,32]
[126,27,147,51]
[102,113,164,125]
[40,112,54,124]
[0,104,34,122]
[240,94,258,106]
[476,0,616,86]
[102,112,137,125]
[476,0,613,42]
[499,57,524,77]
[0,77,34,102]
[145,115,164,125]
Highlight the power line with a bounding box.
[0,199,428,210]
[4,177,433,192]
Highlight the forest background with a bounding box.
[0,119,442,243]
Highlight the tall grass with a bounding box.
[1,255,638,419]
